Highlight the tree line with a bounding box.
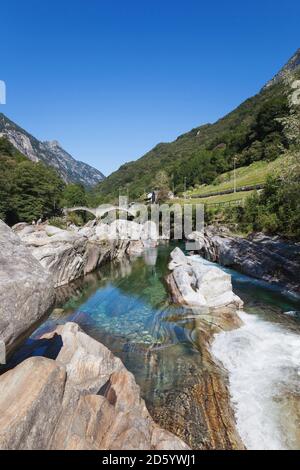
[0,137,90,225]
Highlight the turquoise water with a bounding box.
[30,244,204,398]
[6,242,300,449]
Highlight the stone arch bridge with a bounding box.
[63,205,136,219]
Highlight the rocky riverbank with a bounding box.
[0,322,188,450]
[0,218,158,356]
[164,248,245,449]
[5,218,283,450]
[0,220,55,355]
[13,219,158,288]
[192,226,300,299]
[0,219,188,450]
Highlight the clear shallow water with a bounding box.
[7,243,300,449]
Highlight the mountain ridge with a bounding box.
[263,48,300,89]
[95,49,300,201]
[0,113,105,187]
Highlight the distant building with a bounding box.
[145,190,174,203]
[145,191,156,203]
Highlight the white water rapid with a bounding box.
[212,311,300,450]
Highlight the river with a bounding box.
[7,242,300,450]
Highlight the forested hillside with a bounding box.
[0,137,64,225]
[0,137,93,225]
[95,52,300,202]
[1,50,299,238]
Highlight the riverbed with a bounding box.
[8,242,300,450]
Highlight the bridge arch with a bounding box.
[95,205,135,219]
[63,205,136,219]
[63,206,97,218]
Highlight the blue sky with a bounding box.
[1,0,299,176]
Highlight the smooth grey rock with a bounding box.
[47,323,189,450]
[195,227,300,298]
[165,250,244,450]
[0,220,55,354]
[15,221,158,287]
[167,247,243,310]
[0,322,189,450]
[44,225,65,236]
[0,357,66,450]
[15,224,96,287]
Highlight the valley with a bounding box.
[0,44,299,452]
[3,238,300,449]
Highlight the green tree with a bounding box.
[0,157,14,221]
[61,183,87,207]
[12,161,65,222]
[233,152,300,239]
[153,170,170,190]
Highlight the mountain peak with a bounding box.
[43,140,61,149]
[264,48,300,89]
[0,113,105,186]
